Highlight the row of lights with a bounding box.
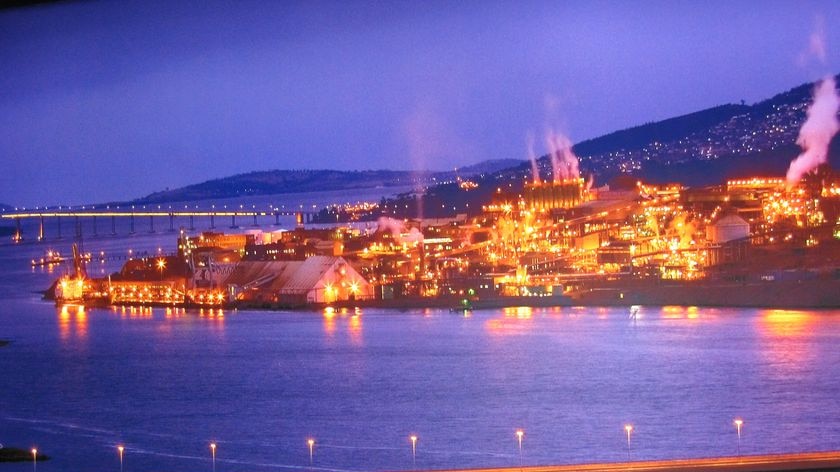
[26,419,746,471]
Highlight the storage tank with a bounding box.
[707,214,750,243]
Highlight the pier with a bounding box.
[425,451,840,472]
[1,209,319,241]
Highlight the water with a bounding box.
[2,226,840,471]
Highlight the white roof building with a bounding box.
[224,256,372,304]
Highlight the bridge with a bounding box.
[1,209,319,242]
[427,451,840,472]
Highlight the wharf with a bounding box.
[422,451,840,472]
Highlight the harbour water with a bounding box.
[1,227,840,472]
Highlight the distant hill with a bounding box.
[133,159,523,204]
[135,169,426,204]
[135,74,838,208]
[456,158,523,175]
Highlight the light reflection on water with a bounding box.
[1,303,838,472]
[57,304,88,342]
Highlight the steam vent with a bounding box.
[524,178,588,211]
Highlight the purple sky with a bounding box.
[2,0,840,206]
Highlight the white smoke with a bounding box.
[377,217,424,243]
[526,132,541,183]
[545,130,580,182]
[798,17,827,66]
[786,76,840,186]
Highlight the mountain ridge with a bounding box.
[134,74,838,206]
[133,159,524,204]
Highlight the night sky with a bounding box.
[2,0,840,206]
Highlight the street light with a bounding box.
[410,435,418,468]
[210,443,216,472]
[31,448,37,472]
[624,424,633,460]
[156,258,166,281]
[734,419,744,456]
[515,429,524,468]
[117,445,124,472]
[307,438,315,465]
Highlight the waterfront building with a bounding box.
[224,256,372,305]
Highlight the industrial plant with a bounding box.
[43,162,840,310]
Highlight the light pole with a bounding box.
[31,448,37,472]
[307,438,315,465]
[210,443,216,472]
[624,424,633,460]
[515,429,524,468]
[734,419,744,457]
[117,445,124,472]
[156,258,166,281]
[410,435,418,468]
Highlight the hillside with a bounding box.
[571,74,840,184]
[133,159,524,204]
[336,74,840,221]
[456,158,522,175]
[136,74,838,208]
[136,169,428,204]
[488,74,840,188]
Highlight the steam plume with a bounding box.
[526,132,540,184]
[786,76,840,186]
[377,217,424,243]
[546,130,580,182]
[798,17,827,66]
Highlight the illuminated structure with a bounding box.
[224,256,373,305]
[523,178,589,211]
[44,167,840,309]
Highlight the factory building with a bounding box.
[224,256,373,305]
[523,178,589,211]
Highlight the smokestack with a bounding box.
[786,76,840,186]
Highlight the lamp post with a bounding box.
[515,429,524,468]
[31,448,37,472]
[734,419,744,457]
[307,438,315,465]
[117,445,124,472]
[410,435,418,468]
[210,443,216,472]
[624,424,633,460]
[156,258,166,281]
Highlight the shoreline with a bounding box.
[60,278,840,313]
[0,448,49,463]
[235,278,840,312]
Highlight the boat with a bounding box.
[54,244,89,305]
[31,249,92,267]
